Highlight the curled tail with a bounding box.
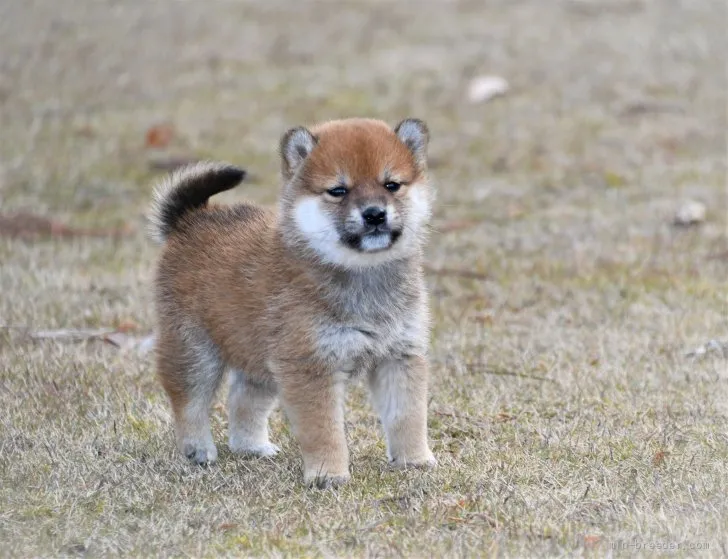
[148,161,246,244]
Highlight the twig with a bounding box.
[28,328,115,341]
[435,359,557,384]
[432,409,490,428]
[446,512,498,527]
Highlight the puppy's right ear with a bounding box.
[280,127,317,180]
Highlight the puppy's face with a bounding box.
[280,118,433,268]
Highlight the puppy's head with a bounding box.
[279,118,433,268]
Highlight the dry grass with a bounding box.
[1,0,727,556]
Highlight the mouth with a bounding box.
[343,228,402,253]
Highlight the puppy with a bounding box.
[150,118,436,487]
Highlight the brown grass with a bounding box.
[1,0,727,556]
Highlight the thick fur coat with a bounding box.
[150,118,436,487]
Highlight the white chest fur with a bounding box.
[314,303,427,373]
[306,260,428,374]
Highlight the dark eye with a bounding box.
[384,182,401,193]
[326,186,348,197]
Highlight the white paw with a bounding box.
[230,438,281,458]
[304,471,350,489]
[390,452,437,470]
[181,441,218,465]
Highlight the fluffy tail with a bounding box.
[148,161,246,244]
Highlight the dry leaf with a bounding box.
[467,75,509,103]
[0,212,132,240]
[145,123,175,148]
[652,450,668,466]
[73,125,96,138]
[656,136,680,156]
[116,320,139,333]
[685,339,728,358]
[674,200,706,227]
[506,204,525,219]
[584,535,601,547]
[471,311,495,325]
[0,213,70,238]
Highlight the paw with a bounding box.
[181,441,218,465]
[304,471,350,489]
[230,439,281,458]
[390,451,437,470]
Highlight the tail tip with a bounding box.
[147,161,246,244]
[214,163,246,185]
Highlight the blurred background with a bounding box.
[1,0,724,228]
[1,0,726,556]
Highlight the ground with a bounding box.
[1,0,727,556]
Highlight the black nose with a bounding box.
[362,206,386,226]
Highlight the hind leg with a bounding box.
[228,370,280,457]
[156,328,225,465]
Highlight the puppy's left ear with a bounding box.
[280,126,317,180]
[395,118,429,170]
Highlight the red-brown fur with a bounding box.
[151,118,436,486]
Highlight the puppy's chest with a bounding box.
[315,305,423,372]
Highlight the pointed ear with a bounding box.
[395,118,429,170]
[280,126,317,180]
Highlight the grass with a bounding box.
[1,0,727,556]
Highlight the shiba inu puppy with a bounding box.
[150,118,436,487]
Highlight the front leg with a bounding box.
[228,369,280,457]
[368,355,436,468]
[278,367,350,488]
